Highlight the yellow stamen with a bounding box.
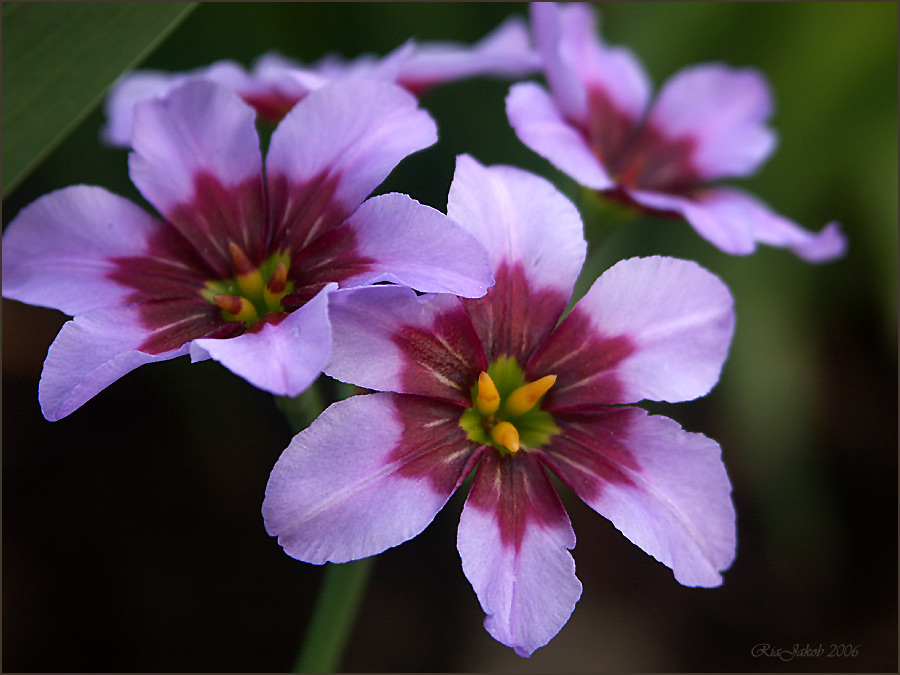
[504,375,557,416]
[475,371,500,415]
[214,294,258,323]
[229,241,264,298]
[491,421,520,453]
[264,261,288,312]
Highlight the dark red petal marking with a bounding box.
[132,297,245,354]
[108,224,215,303]
[165,173,268,278]
[392,301,488,406]
[267,170,348,257]
[466,448,571,552]
[388,393,481,496]
[582,85,640,173]
[581,85,701,194]
[526,305,636,409]
[461,260,570,366]
[535,406,640,504]
[240,91,305,126]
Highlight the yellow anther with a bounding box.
[491,421,520,453]
[475,371,501,415]
[504,375,557,416]
[214,294,259,323]
[229,241,264,298]
[263,261,288,311]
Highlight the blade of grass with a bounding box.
[2,2,197,198]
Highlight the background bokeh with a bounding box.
[3,2,897,671]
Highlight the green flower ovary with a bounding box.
[459,356,559,454]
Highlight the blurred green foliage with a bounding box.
[3,3,896,671]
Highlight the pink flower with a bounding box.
[507,2,846,262]
[103,15,540,147]
[263,156,736,656]
[2,80,493,420]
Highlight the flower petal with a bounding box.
[38,305,194,421]
[102,70,176,147]
[539,407,736,587]
[266,79,437,253]
[531,256,734,406]
[1,186,198,315]
[339,192,494,297]
[458,449,581,657]
[128,80,266,276]
[447,155,586,362]
[326,286,486,404]
[190,283,336,397]
[648,64,777,181]
[396,15,540,94]
[506,82,614,190]
[263,392,479,564]
[529,1,587,123]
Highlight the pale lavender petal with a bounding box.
[190,284,336,397]
[506,82,614,190]
[266,79,437,249]
[38,306,190,421]
[704,187,848,263]
[447,154,586,297]
[396,15,540,93]
[648,64,777,180]
[539,256,734,406]
[1,186,172,314]
[101,70,175,147]
[448,155,587,362]
[128,79,263,221]
[326,286,486,405]
[529,1,587,123]
[554,2,651,122]
[458,450,581,657]
[341,192,493,297]
[264,392,479,564]
[540,407,736,587]
[628,188,757,255]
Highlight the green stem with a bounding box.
[293,557,376,673]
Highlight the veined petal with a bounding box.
[648,64,777,181]
[264,392,480,564]
[38,305,195,421]
[448,155,586,362]
[539,407,735,587]
[190,283,336,397]
[532,257,734,407]
[1,186,203,315]
[326,286,486,404]
[506,82,614,190]
[458,449,581,657]
[339,192,493,297]
[266,79,437,253]
[396,15,540,94]
[128,80,267,275]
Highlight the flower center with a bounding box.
[459,356,559,454]
[201,242,294,327]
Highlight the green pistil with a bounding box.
[202,250,293,327]
[459,356,559,455]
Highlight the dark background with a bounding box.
[3,3,897,671]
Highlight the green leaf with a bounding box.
[1,2,196,198]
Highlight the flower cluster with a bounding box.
[2,1,847,659]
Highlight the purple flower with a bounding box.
[263,155,736,656]
[507,2,846,262]
[2,80,493,421]
[103,15,540,147]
